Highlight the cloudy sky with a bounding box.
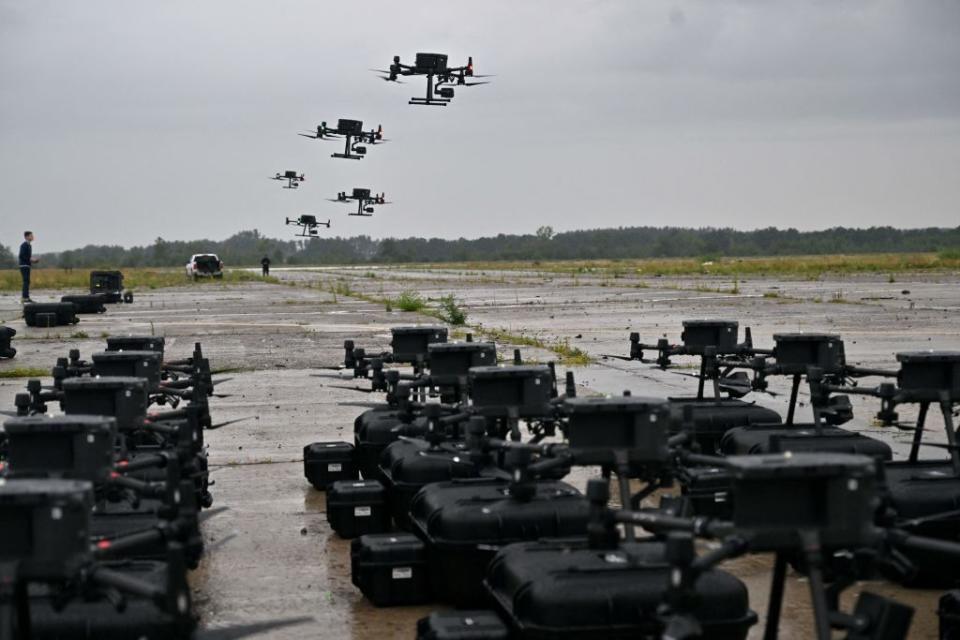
[1,0,958,251]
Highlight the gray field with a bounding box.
[2,267,958,639]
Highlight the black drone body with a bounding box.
[270,170,305,189]
[285,214,331,238]
[298,119,385,160]
[329,188,391,217]
[372,53,492,106]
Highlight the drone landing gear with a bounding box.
[410,74,451,106]
[331,153,363,159]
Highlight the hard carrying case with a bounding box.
[940,590,960,640]
[23,302,79,327]
[416,610,510,640]
[326,479,390,538]
[90,270,125,303]
[720,424,892,460]
[408,478,590,606]
[354,408,416,479]
[668,397,782,455]
[350,533,431,606]
[304,441,358,489]
[484,538,756,640]
[379,438,480,529]
[0,325,16,358]
[60,293,108,314]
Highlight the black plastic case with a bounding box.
[409,478,589,607]
[485,538,756,640]
[667,397,782,455]
[60,294,108,314]
[940,590,960,640]
[354,408,405,479]
[90,270,124,302]
[0,325,16,358]
[303,441,358,489]
[378,438,479,529]
[326,479,390,538]
[23,302,79,327]
[350,533,431,606]
[720,424,892,461]
[416,610,510,640]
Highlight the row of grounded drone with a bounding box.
[273,53,490,238]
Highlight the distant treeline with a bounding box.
[2,226,959,269]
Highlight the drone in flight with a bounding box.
[285,214,331,238]
[271,170,305,189]
[298,119,386,160]
[372,53,492,106]
[329,188,391,217]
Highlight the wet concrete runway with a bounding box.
[1,268,958,638]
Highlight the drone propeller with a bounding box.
[600,354,635,362]
[204,533,238,554]
[208,416,253,430]
[370,69,404,83]
[337,401,385,409]
[326,384,377,394]
[196,616,314,640]
[198,506,230,523]
[461,81,491,86]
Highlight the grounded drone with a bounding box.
[298,119,385,160]
[285,214,331,238]
[270,170,305,189]
[372,53,492,106]
[329,188,391,217]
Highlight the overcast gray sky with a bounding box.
[2,0,958,252]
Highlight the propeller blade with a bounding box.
[212,377,233,386]
[196,617,314,640]
[0,410,21,418]
[204,533,238,554]
[471,74,496,78]
[327,385,376,394]
[337,401,384,409]
[209,416,253,430]
[297,133,318,139]
[599,354,634,362]
[462,81,490,86]
[198,506,229,523]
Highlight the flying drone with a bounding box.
[270,170,305,189]
[285,214,331,238]
[329,188,391,217]
[298,119,386,160]
[372,53,492,106]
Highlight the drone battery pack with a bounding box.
[304,441,358,489]
[0,325,16,358]
[4,415,116,482]
[680,320,739,353]
[427,342,497,387]
[772,333,846,375]
[726,453,877,552]
[563,396,671,471]
[106,335,166,354]
[940,591,960,640]
[416,611,510,640]
[327,479,390,538]
[92,350,163,389]
[485,539,756,640]
[24,302,79,327]
[61,376,149,431]
[60,293,108,314]
[351,533,431,607]
[408,478,589,607]
[840,592,914,640]
[896,351,960,401]
[667,397,782,455]
[390,326,448,364]
[89,270,124,302]
[379,438,479,530]
[468,365,554,419]
[720,424,892,461]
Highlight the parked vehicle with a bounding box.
[185,254,224,280]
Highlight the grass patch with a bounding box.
[407,252,960,279]
[70,331,89,339]
[473,327,593,366]
[0,367,49,379]
[0,268,279,292]
[394,290,426,312]
[435,295,468,325]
